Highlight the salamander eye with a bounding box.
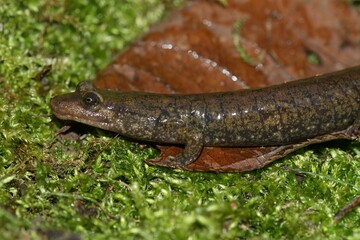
[82,91,102,107]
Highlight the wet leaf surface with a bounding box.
[93,0,360,172]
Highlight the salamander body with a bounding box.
[51,66,360,166]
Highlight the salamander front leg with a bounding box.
[165,130,204,167]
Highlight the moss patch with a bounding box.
[0,0,359,239]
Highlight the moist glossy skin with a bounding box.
[51,66,360,166]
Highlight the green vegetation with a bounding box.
[233,20,256,66]
[0,1,359,239]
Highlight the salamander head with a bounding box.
[50,81,122,133]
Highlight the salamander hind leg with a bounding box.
[345,115,360,139]
[164,129,204,167]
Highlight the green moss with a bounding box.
[347,0,360,6]
[306,50,322,66]
[233,20,264,66]
[0,0,359,239]
[233,20,255,66]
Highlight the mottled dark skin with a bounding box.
[51,66,360,166]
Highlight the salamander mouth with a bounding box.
[52,110,112,131]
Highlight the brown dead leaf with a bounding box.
[146,131,358,172]
[92,0,360,172]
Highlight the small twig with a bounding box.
[290,168,360,190]
[54,125,72,136]
[290,168,360,221]
[334,196,360,222]
[32,64,52,81]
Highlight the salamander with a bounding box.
[50,66,360,166]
